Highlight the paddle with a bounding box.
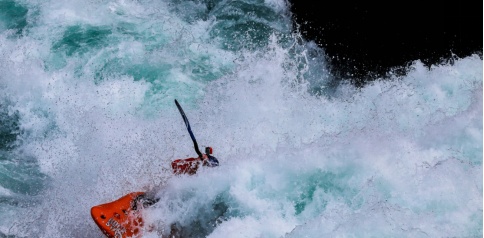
[174,99,203,158]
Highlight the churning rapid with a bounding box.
[0,0,482,237]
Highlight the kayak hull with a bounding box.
[91,192,145,238]
[91,157,201,237]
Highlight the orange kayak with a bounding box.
[91,158,201,237]
[91,192,147,238]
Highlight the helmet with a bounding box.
[205,147,213,155]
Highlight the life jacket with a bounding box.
[171,157,201,175]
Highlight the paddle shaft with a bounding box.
[175,99,203,158]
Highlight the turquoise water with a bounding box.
[0,0,482,237]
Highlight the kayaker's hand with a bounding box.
[200,154,209,165]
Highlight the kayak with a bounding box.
[91,192,151,238]
[91,158,200,237]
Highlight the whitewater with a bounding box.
[0,0,482,237]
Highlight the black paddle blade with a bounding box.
[174,99,202,158]
[175,99,188,129]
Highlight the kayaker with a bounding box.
[171,146,219,175]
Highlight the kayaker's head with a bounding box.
[203,147,219,167]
